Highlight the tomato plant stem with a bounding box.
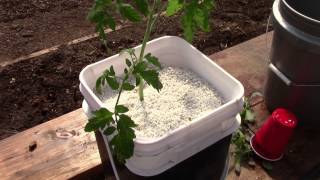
[138,0,160,101]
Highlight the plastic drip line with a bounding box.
[101,131,121,180]
[265,14,272,65]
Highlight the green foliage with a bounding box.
[232,129,252,164]
[115,105,129,113]
[166,0,215,42]
[87,49,163,163]
[104,126,116,135]
[85,108,113,132]
[118,3,142,22]
[111,114,137,163]
[96,66,119,93]
[140,70,163,91]
[145,53,161,69]
[133,61,148,74]
[231,98,256,175]
[240,98,256,123]
[87,0,114,47]
[135,75,141,86]
[166,0,184,16]
[86,0,216,163]
[134,0,149,16]
[122,82,135,91]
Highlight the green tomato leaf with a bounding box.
[96,25,107,46]
[122,82,135,91]
[106,15,116,30]
[87,0,111,22]
[110,131,134,163]
[94,0,112,10]
[115,105,129,113]
[245,109,255,122]
[134,0,149,16]
[119,3,141,22]
[84,108,113,132]
[181,4,196,42]
[194,7,210,32]
[145,53,161,69]
[103,69,110,76]
[101,76,106,86]
[166,0,184,16]
[135,75,141,86]
[202,0,215,10]
[87,0,115,45]
[119,114,137,128]
[96,76,103,94]
[93,108,113,119]
[126,58,132,67]
[109,65,115,76]
[133,61,147,74]
[106,76,119,90]
[110,114,137,162]
[104,126,116,135]
[87,9,105,23]
[140,70,163,92]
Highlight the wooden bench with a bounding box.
[0,33,271,179]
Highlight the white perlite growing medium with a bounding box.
[100,66,224,138]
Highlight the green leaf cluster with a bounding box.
[85,104,137,163]
[85,108,114,132]
[166,0,215,42]
[87,0,149,47]
[240,98,256,123]
[86,0,217,163]
[134,53,162,91]
[231,98,257,174]
[87,49,162,163]
[96,65,119,94]
[231,129,252,166]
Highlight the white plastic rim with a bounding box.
[79,36,244,176]
[82,100,240,177]
[125,114,241,176]
[250,135,283,162]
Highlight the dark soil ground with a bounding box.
[0,0,95,63]
[0,0,273,140]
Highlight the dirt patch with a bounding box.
[0,0,95,63]
[0,0,273,139]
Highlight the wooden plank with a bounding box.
[0,33,272,180]
[0,109,101,180]
[210,32,272,96]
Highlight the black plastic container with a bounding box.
[270,0,320,83]
[265,0,320,123]
[265,64,320,123]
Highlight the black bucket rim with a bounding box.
[275,0,320,37]
[282,0,320,25]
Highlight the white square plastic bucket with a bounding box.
[79,36,244,176]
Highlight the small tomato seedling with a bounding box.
[85,0,216,163]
